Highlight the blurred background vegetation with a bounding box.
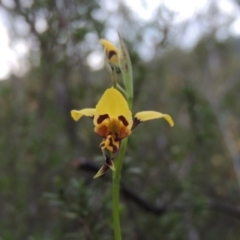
[0,0,240,239]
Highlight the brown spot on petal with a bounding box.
[118,115,129,127]
[108,50,117,60]
[105,155,113,167]
[109,137,118,153]
[101,164,109,173]
[97,114,109,124]
[114,133,119,141]
[93,164,109,178]
[131,117,141,130]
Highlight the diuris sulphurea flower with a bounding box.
[71,87,174,178]
[100,39,121,74]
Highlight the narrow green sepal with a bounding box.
[107,160,116,171]
[105,155,116,171]
[93,164,109,179]
[117,32,133,106]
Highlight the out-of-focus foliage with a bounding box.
[0,0,240,239]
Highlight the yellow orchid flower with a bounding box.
[71,87,174,178]
[100,39,121,73]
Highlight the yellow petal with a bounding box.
[100,39,119,67]
[70,108,96,121]
[135,111,174,127]
[94,88,133,128]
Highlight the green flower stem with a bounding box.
[111,71,117,89]
[117,83,127,97]
[112,138,128,240]
[112,33,133,240]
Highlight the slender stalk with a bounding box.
[112,33,133,240]
[111,70,117,89]
[112,138,128,240]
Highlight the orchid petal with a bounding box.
[134,111,174,127]
[70,108,96,121]
[100,39,119,67]
[94,88,132,129]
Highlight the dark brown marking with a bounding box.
[97,114,109,124]
[105,155,113,167]
[109,137,118,153]
[118,115,129,127]
[131,118,141,130]
[99,163,109,176]
[108,50,117,60]
[114,133,119,141]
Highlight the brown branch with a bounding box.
[73,158,240,220]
